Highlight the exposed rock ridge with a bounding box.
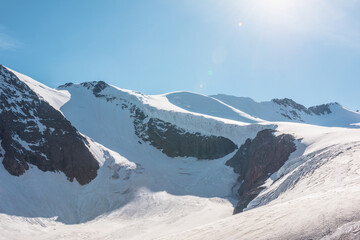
[0,65,99,185]
[309,103,336,115]
[226,129,296,213]
[272,98,311,114]
[272,98,335,119]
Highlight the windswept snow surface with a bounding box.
[2,123,360,240]
[0,135,237,239]
[164,125,360,240]
[165,91,260,123]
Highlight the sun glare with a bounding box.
[252,0,299,27]
[240,0,313,33]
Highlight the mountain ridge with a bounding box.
[57,80,360,128]
[1,66,360,239]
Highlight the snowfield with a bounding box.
[1,68,360,239]
[166,136,360,240]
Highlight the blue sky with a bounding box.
[0,0,359,110]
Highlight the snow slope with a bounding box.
[212,94,360,127]
[162,124,360,240]
[166,91,259,123]
[0,71,243,238]
[0,134,139,224]
[6,67,70,111]
[2,123,360,240]
[1,67,360,240]
[59,82,268,146]
[57,82,244,201]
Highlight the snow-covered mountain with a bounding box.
[1,65,360,240]
[211,94,360,127]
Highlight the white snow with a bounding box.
[162,127,360,240]
[11,134,39,152]
[166,91,260,123]
[59,83,270,145]
[1,68,360,239]
[2,126,360,240]
[5,67,70,111]
[212,94,360,128]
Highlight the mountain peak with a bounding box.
[271,98,310,114]
[0,66,100,185]
[271,98,339,116]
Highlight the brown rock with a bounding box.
[226,129,296,213]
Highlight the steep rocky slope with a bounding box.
[0,65,99,185]
[226,129,296,213]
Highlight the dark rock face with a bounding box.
[273,98,311,115]
[0,65,99,185]
[131,106,238,160]
[271,98,336,121]
[226,129,296,213]
[309,104,333,115]
[273,98,334,120]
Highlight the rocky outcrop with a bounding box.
[131,106,238,160]
[134,113,237,159]
[309,103,334,115]
[272,98,311,115]
[226,129,296,213]
[0,65,99,185]
[273,98,335,120]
